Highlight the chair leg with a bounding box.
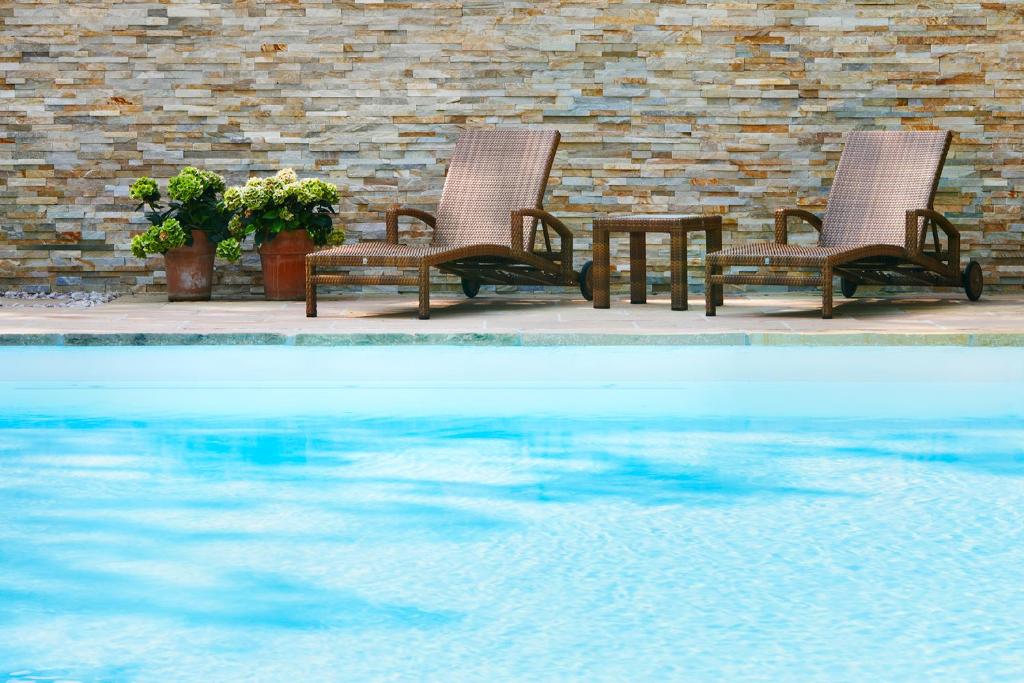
[629,232,646,304]
[418,264,431,320]
[705,263,716,317]
[593,227,610,309]
[707,225,724,306]
[305,260,317,318]
[670,231,687,311]
[821,265,833,319]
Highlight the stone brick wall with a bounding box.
[1,1,1022,295]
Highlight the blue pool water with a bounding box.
[1,346,1023,682]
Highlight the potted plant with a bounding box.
[128,168,240,301]
[223,169,339,300]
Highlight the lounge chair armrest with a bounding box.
[774,208,822,244]
[385,205,436,244]
[905,209,959,261]
[512,208,574,280]
[513,208,572,240]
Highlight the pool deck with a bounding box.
[1,290,1022,346]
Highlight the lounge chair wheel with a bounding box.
[840,277,858,298]
[579,261,594,301]
[461,277,481,298]
[962,260,983,301]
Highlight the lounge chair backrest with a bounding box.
[820,130,951,248]
[433,129,560,250]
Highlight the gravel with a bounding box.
[0,291,120,308]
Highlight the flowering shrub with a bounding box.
[214,237,242,262]
[167,167,224,203]
[224,169,340,247]
[129,177,160,203]
[130,217,187,258]
[127,166,237,260]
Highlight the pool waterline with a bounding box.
[2,346,1023,420]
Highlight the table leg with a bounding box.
[629,232,646,304]
[593,226,610,309]
[671,230,687,311]
[708,223,724,306]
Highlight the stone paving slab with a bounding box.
[0,292,1022,346]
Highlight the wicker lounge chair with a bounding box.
[705,130,983,318]
[305,128,589,319]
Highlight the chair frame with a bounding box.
[305,132,581,320]
[705,131,981,318]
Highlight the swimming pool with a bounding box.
[1,347,1023,681]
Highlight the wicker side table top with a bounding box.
[593,214,721,232]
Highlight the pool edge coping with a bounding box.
[1,331,1023,347]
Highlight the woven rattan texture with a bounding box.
[708,243,851,267]
[705,130,963,319]
[434,129,559,250]
[305,128,571,318]
[708,273,824,286]
[593,215,711,232]
[820,131,950,248]
[309,242,451,265]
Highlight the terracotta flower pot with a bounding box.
[259,229,316,301]
[164,230,215,302]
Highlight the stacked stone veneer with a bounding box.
[1,1,1022,296]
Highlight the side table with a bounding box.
[591,214,723,311]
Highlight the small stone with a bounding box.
[0,290,119,308]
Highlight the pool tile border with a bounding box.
[1,331,1022,347]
